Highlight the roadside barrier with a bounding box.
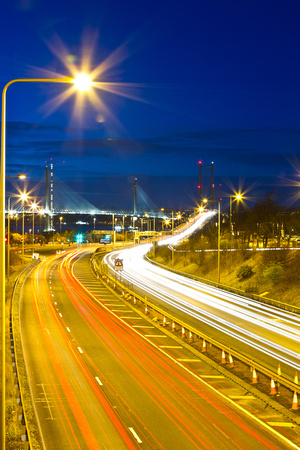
[11,260,42,448]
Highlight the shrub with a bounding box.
[237,264,253,280]
[263,263,284,284]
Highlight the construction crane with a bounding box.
[45,158,65,230]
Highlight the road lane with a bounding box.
[19,248,299,449]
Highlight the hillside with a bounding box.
[150,244,300,307]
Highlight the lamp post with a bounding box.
[1,74,92,448]
[122,215,126,245]
[59,216,63,235]
[153,216,156,258]
[20,193,28,265]
[6,176,26,278]
[7,195,21,279]
[229,194,242,245]
[203,199,221,283]
[161,208,181,267]
[31,203,38,255]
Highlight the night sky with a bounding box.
[2,0,300,211]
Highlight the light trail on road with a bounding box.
[103,229,300,378]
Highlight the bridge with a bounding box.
[6,174,166,231]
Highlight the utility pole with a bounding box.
[45,158,65,230]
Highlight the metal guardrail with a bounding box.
[91,253,300,398]
[144,255,300,315]
[11,260,42,449]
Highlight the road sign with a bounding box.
[114,258,123,271]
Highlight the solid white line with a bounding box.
[121,317,143,319]
[128,427,142,443]
[229,395,256,399]
[160,346,183,348]
[267,422,296,427]
[145,335,168,338]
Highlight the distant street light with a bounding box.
[60,216,63,235]
[20,193,28,264]
[203,199,221,283]
[1,74,93,448]
[7,194,22,279]
[161,208,181,266]
[30,202,38,255]
[229,193,243,243]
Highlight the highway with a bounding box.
[18,247,299,449]
[103,237,300,384]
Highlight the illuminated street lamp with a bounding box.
[229,193,243,242]
[20,193,28,264]
[1,74,92,448]
[30,202,38,255]
[161,208,181,266]
[7,194,23,278]
[203,199,221,283]
[59,216,63,235]
[6,174,26,179]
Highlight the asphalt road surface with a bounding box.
[19,247,300,449]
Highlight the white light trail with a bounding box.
[103,211,300,372]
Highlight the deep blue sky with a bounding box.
[2,0,300,211]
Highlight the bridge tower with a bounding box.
[45,159,65,230]
[134,177,137,215]
[198,161,215,208]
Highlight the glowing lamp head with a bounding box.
[73,73,93,91]
[236,194,242,200]
[20,193,28,201]
[18,175,26,179]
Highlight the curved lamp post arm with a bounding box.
[1,77,73,450]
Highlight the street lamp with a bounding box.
[30,202,38,255]
[203,199,221,284]
[6,174,26,179]
[7,194,24,279]
[20,193,28,265]
[1,74,92,448]
[161,208,181,267]
[229,193,243,243]
[59,216,63,235]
